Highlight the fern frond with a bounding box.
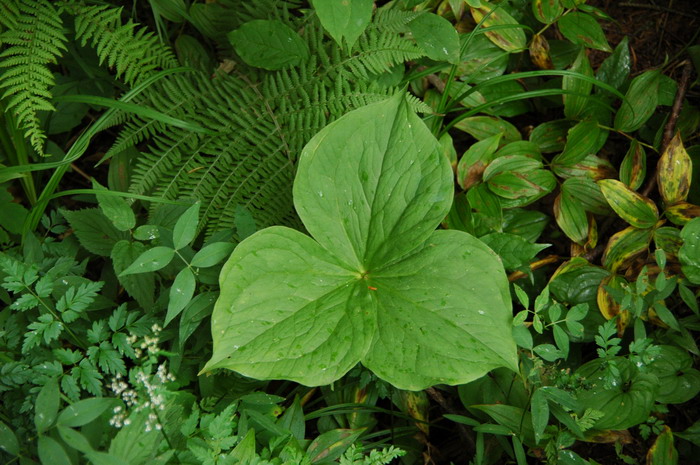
[68,4,177,86]
[0,0,66,154]
[123,9,426,237]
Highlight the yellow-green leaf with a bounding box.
[529,33,553,69]
[665,202,700,226]
[658,132,692,205]
[598,179,659,228]
[602,225,653,273]
[597,275,631,334]
[619,139,646,190]
[470,2,527,52]
[646,426,678,465]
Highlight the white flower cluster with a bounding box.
[108,324,175,432]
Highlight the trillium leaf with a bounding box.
[205,95,516,389]
[311,0,373,50]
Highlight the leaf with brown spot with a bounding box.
[557,11,612,52]
[646,426,678,465]
[531,0,563,24]
[658,132,692,206]
[665,202,700,226]
[470,1,527,53]
[529,33,553,69]
[598,179,659,229]
[597,274,631,334]
[456,133,502,189]
[619,139,646,190]
[602,225,653,273]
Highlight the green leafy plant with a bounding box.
[203,94,518,389]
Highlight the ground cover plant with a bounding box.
[0,0,699,464]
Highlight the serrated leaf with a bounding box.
[92,179,135,232]
[409,13,460,64]
[598,179,659,228]
[658,132,692,206]
[557,12,611,52]
[563,48,594,120]
[480,232,549,271]
[614,70,662,132]
[311,0,372,50]
[62,209,129,256]
[204,95,517,389]
[119,246,175,276]
[228,20,309,70]
[165,268,196,326]
[111,241,155,308]
[470,2,527,52]
[172,202,200,250]
[602,226,653,273]
[35,377,60,434]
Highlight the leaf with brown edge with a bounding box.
[646,426,678,465]
[665,202,700,226]
[454,116,522,143]
[598,179,659,228]
[488,169,557,208]
[658,132,692,206]
[531,0,563,24]
[456,133,501,189]
[654,227,683,257]
[470,2,527,53]
[597,274,631,335]
[619,139,646,190]
[529,33,553,70]
[602,226,653,273]
[557,12,612,52]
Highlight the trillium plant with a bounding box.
[202,95,518,390]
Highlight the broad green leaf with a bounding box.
[530,388,549,443]
[646,427,678,465]
[38,436,71,465]
[619,139,646,190]
[166,268,196,326]
[409,13,460,64]
[191,242,235,268]
[563,48,594,120]
[228,20,309,70]
[602,226,653,273]
[577,358,658,430]
[92,179,135,231]
[470,2,527,53]
[311,0,372,50]
[648,345,700,404]
[453,116,521,144]
[307,428,364,464]
[35,377,60,434]
[111,240,155,309]
[480,232,549,270]
[596,37,631,92]
[554,191,588,244]
[550,260,609,307]
[552,120,605,167]
[502,209,549,242]
[58,426,93,453]
[494,141,542,160]
[119,246,175,276]
[483,155,543,181]
[658,132,692,206]
[487,169,557,207]
[561,177,610,215]
[552,154,616,180]
[529,119,572,153]
[0,421,18,456]
[467,183,502,232]
[61,208,129,257]
[172,202,200,250]
[457,133,502,189]
[205,95,516,389]
[532,0,563,24]
[598,179,659,229]
[557,12,611,52]
[679,218,700,284]
[614,70,662,132]
[57,397,117,428]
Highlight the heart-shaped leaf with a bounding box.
[203,95,517,389]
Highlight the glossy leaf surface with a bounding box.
[205,95,517,389]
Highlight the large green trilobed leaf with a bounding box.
[204,95,517,389]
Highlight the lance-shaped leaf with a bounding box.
[614,70,661,133]
[529,33,554,70]
[203,95,517,389]
[470,1,527,53]
[680,217,700,284]
[658,132,692,206]
[602,226,653,273]
[457,133,502,189]
[532,0,563,24]
[554,191,589,245]
[666,202,700,226]
[598,179,659,228]
[563,48,593,120]
[553,120,605,168]
[557,12,611,52]
[619,139,646,190]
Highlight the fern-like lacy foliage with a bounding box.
[0,0,66,154]
[122,9,426,237]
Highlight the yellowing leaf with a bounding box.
[646,426,678,465]
[658,132,692,206]
[619,139,646,190]
[597,275,631,334]
[598,179,659,229]
[531,0,563,24]
[602,225,653,273]
[665,202,700,226]
[470,2,527,52]
[529,33,553,70]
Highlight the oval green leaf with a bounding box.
[598,179,659,228]
[228,19,309,70]
[311,0,372,50]
[557,12,611,52]
[118,246,175,276]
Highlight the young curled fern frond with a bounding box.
[0,0,67,154]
